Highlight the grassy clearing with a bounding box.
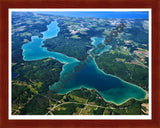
[70,35,81,39]
[70,94,87,103]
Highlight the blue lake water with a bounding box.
[22,21,78,63]
[22,20,146,105]
[41,20,60,39]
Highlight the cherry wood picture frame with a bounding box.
[0,0,160,128]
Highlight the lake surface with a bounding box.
[41,20,60,39]
[22,20,146,105]
[22,21,77,63]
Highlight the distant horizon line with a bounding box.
[13,11,149,19]
[10,9,150,19]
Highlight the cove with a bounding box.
[22,20,146,105]
[22,21,78,64]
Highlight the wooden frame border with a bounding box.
[0,0,160,128]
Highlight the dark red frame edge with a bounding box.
[0,0,159,128]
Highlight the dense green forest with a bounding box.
[43,18,108,60]
[12,58,63,94]
[12,58,63,114]
[95,52,148,91]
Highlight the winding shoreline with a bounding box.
[21,20,147,105]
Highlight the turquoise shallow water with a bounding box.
[21,20,146,105]
[41,21,60,39]
[22,21,77,63]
